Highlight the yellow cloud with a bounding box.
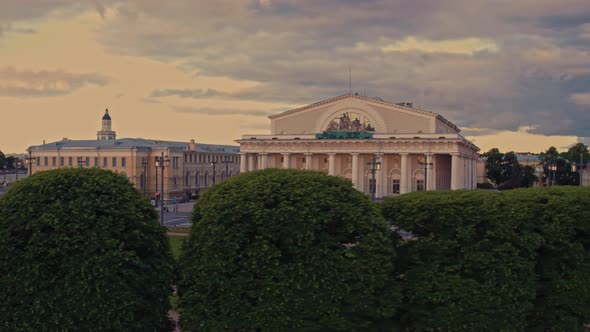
[382,36,498,55]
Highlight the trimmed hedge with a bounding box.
[178,169,400,331]
[382,187,590,332]
[0,168,175,331]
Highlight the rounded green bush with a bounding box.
[382,190,540,331]
[0,168,175,331]
[178,169,399,331]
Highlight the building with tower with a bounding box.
[28,109,240,200]
[97,108,116,140]
[237,93,480,198]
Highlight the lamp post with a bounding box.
[221,159,231,181]
[155,153,170,225]
[366,155,381,201]
[24,154,36,177]
[549,163,557,186]
[417,156,434,191]
[141,158,148,196]
[15,161,22,181]
[210,161,218,184]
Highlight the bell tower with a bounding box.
[97,108,116,140]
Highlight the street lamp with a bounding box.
[210,161,218,184]
[24,155,36,177]
[141,158,148,196]
[155,153,170,225]
[15,160,22,181]
[366,155,381,201]
[417,156,434,191]
[549,163,557,186]
[221,159,231,181]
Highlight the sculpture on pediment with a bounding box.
[326,112,374,133]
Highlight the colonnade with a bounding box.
[240,151,478,197]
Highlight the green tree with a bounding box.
[0,150,5,169]
[178,169,400,331]
[504,187,590,331]
[382,191,540,331]
[0,168,175,331]
[483,148,522,187]
[540,147,576,186]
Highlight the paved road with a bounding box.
[156,201,195,227]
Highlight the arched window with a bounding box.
[185,172,190,187]
[204,171,209,186]
[195,171,200,186]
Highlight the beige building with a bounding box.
[237,94,480,198]
[28,109,240,200]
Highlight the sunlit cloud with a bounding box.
[381,36,499,55]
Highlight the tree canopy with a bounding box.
[178,169,400,331]
[0,168,175,331]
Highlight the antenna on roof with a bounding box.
[349,66,352,94]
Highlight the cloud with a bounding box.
[0,67,108,97]
[12,0,586,139]
[92,0,106,19]
[381,37,499,55]
[149,88,224,99]
[173,106,275,117]
[570,92,590,106]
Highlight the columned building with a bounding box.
[237,94,479,198]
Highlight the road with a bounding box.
[156,201,195,227]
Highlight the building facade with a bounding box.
[28,110,240,200]
[237,94,480,198]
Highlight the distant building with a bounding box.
[237,93,480,198]
[28,110,240,200]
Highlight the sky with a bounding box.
[1,0,590,154]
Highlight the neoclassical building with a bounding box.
[237,94,479,198]
[28,109,240,200]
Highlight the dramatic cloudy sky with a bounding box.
[2,0,590,153]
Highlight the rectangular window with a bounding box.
[77,157,83,167]
[44,157,48,166]
[392,180,400,194]
[417,179,425,191]
[60,157,64,166]
[86,157,90,166]
[112,157,117,167]
[68,157,72,167]
[121,157,126,167]
[94,157,98,167]
[103,157,108,167]
[52,157,56,166]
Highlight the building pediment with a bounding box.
[268,94,457,135]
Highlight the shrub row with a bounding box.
[382,187,590,331]
[2,169,589,331]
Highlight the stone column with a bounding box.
[400,153,409,194]
[472,157,478,189]
[427,154,436,190]
[379,154,391,197]
[351,153,359,190]
[328,153,336,176]
[259,153,268,170]
[305,153,313,170]
[282,153,290,169]
[248,154,256,172]
[451,153,460,190]
[240,153,248,173]
[377,153,386,198]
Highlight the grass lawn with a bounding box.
[166,226,190,234]
[169,235,186,259]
